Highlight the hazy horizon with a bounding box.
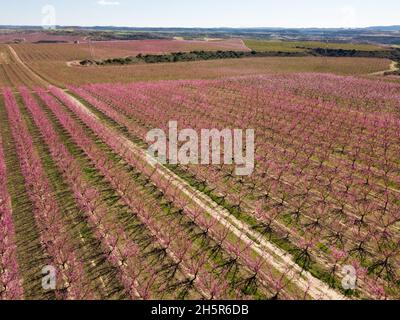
[1,0,400,29]
[1,24,400,30]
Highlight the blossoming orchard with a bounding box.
[1,16,400,302]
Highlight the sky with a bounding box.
[1,0,400,28]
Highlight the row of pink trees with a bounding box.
[3,87,90,300]
[0,133,23,299]
[20,87,164,300]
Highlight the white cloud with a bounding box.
[97,0,120,6]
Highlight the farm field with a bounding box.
[0,45,48,88]
[0,40,393,89]
[1,70,400,300]
[24,57,394,86]
[11,39,250,62]
[77,39,251,59]
[244,39,387,52]
[3,42,392,87]
[0,30,86,44]
[0,81,338,300]
[0,24,400,302]
[71,74,400,299]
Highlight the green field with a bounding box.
[244,39,386,52]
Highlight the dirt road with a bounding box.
[370,60,399,76]
[7,45,50,87]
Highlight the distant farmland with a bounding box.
[1,41,392,87]
[244,39,387,52]
[78,39,251,59]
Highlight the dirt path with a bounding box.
[9,44,345,300]
[66,60,83,67]
[369,60,399,76]
[239,39,251,51]
[7,45,50,87]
